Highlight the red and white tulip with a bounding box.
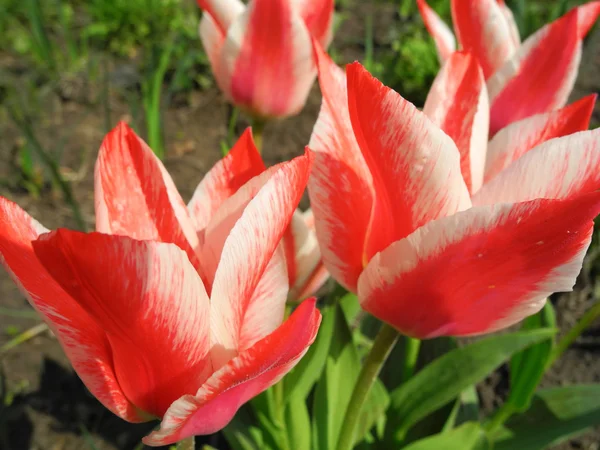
[0,123,321,446]
[308,43,600,339]
[197,0,334,119]
[417,0,600,135]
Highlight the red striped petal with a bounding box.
[417,0,456,62]
[484,94,597,183]
[33,231,212,418]
[474,129,600,205]
[488,3,600,134]
[95,122,200,268]
[196,0,244,34]
[358,193,600,338]
[188,128,265,232]
[424,51,489,193]
[210,152,313,367]
[307,43,373,292]
[346,62,471,261]
[143,298,321,446]
[291,0,335,47]
[0,198,143,422]
[223,0,315,118]
[451,0,517,79]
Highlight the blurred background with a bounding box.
[0,0,598,449]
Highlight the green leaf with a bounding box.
[386,329,556,443]
[401,422,489,450]
[312,301,360,450]
[222,408,273,450]
[285,393,311,450]
[283,303,336,403]
[494,385,600,450]
[508,302,556,412]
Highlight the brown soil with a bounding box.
[0,4,599,450]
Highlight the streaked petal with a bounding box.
[286,210,329,301]
[417,0,456,63]
[346,62,471,261]
[498,0,520,47]
[196,0,244,33]
[474,129,600,205]
[451,0,517,78]
[222,0,315,118]
[199,14,229,96]
[307,43,373,292]
[33,231,211,418]
[95,122,200,268]
[0,198,143,422]
[358,193,600,338]
[291,0,335,47]
[484,94,597,183]
[143,298,321,446]
[424,51,489,194]
[488,3,600,134]
[188,128,265,232]
[210,152,312,368]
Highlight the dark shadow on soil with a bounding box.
[0,358,226,450]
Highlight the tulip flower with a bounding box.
[0,123,320,446]
[308,43,600,339]
[187,127,329,301]
[417,0,600,134]
[197,0,334,119]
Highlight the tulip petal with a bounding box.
[196,0,244,34]
[417,0,456,63]
[451,0,517,79]
[358,193,600,338]
[498,0,520,47]
[188,128,265,232]
[424,51,489,194]
[307,43,373,292]
[487,4,600,134]
[286,210,328,301]
[95,122,200,268]
[291,0,335,47]
[0,198,143,422]
[33,231,211,418]
[143,298,321,446]
[484,94,597,183]
[346,62,471,261]
[222,0,315,118]
[474,129,600,205]
[210,152,312,367]
[199,14,228,96]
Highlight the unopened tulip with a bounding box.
[308,43,600,339]
[0,123,320,446]
[417,0,600,134]
[197,0,334,118]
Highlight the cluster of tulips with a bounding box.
[1,0,600,448]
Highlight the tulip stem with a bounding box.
[252,118,266,154]
[549,300,600,367]
[401,337,421,382]
[336,323,399,450]
[176,436,195,450]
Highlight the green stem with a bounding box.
[251,118,266,154]
[549,300,600,367]
[176,436,195,450]
[336,323,399,450]
[401,337,421,382]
